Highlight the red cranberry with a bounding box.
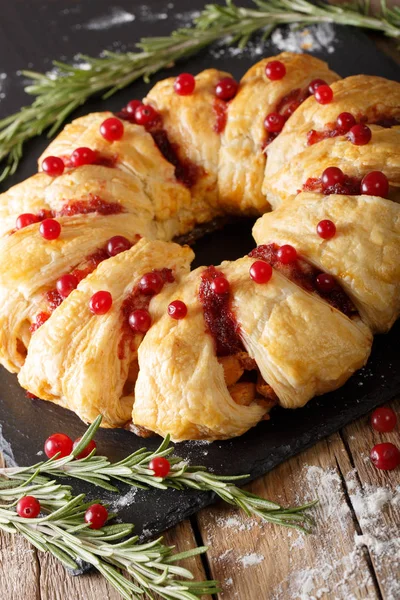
[371,407,397,432]
[370,443,400,471]
[308,79,327,95]
[71,147,96,167]
[361,171,389,198]
[100,117,124,142]
[264,112,286,133]
[336,112,356,132]
[84,504,108,529]
[56,274,78,298]
[277,244,297,264]
[174,73,196,96]
[265,60,286,81]
[249,260,273,284]
[134,104,159,126]
[126,100,142,116]
[314,85,333,105]
[17,496,41,519]
[139,272,164,295]
[128,309,152,333]
[317,219,336,240]
[316,273,336,292]
[168,300,188,319]
[89,291,112,315]
[39,219,61,240]
[211,276,230,295]
[44,433,73,459]
[321,166,344,190]
[42,156,65,177]
[348,124,371,146]
[73,437,97,459]
[215,77,239,101]
[149,456,171,478]
[106,235,132,257]
[16,213,39,230]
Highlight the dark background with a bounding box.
[0,0,399,540]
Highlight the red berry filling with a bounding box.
[213,98,228,134]
[249,244,357,318]
[199,266,242,357]
[58,195,123,217]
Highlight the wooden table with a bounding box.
[1,24,400,600]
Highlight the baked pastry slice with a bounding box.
[218,52,339,214]
[18,239,193,427]
[133,257,371,441]
[263,126,400,209]
[145,68,232,224]
[0,213,158,373]
[253,191,400,333]
[263,75,400,205]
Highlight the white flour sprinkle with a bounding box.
[271,23,337,54]
[81,7,135,31]
[215,514,258,531]
[238,553,265,568]
[108,489,137,511]
[138,5,169,22]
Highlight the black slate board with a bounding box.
[0,0,400,543]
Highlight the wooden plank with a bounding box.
[340,398,400,600]
[0,455,40,600]
[196,434,380,600]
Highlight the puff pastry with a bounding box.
[0,52,397,441]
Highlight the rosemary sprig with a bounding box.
[0,472,218,600]
[0,0,399,182]
[0,416,316,533]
